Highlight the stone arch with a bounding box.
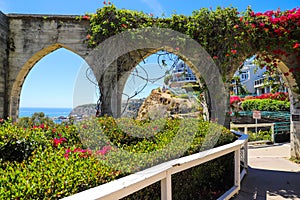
[113,48,209,118]
[9,43,89,119]
[227,51,300,158]
[85,28,226,126]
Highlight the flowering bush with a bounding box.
[81,4,300,86]
[0,116,236,199]
[244,92,289,101]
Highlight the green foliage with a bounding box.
[241,99,290,111]
[17,112,55,128]
[82,4,300,86]
[1,116,236,199]
[248,130,272,142]
[0,147,120,200]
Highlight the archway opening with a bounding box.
[229,55,293,143]
[119,50,208,121]
[19,48,97,122]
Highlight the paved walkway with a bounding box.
[233,143,300,200]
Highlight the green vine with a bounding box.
[80,4,300,85]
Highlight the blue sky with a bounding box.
[1,0,299,108]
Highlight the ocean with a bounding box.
[19,107,72,118]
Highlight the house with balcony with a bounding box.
[231,57,287,96]
[168,61,197,88]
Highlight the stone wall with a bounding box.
[7,14,90,119]
[0,12,8,118]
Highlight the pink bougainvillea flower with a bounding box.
[175,47,180,51]
[96,145,112,156]
[231,49,237,54]
[53,137,67,147]
[64,153,69,159]
[230,96,241,104]
[82,15,90,20]
[293,42,300,49]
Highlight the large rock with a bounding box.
[136,89,201,120]
[69,104,97,118]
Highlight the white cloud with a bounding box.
[141,0,165,16]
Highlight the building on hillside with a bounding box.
[231,57,288,96]
[168,61,197,88]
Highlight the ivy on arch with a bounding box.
[80,4,299,84]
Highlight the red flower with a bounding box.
[121,24,128,28]
[231,49,237,54]
[53,137,67,147]
[293,42,299,49]
[175,47,180,51]
[96,145,112,156]
[230,96,241,104]
[289,68,295,73]
[103,1,106,5]
[283,72,289,76]
[82,15,90,20]
[86,34,91,40]
[213,56,218,59]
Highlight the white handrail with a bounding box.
[62,131,248,200]
[231,122,274,142]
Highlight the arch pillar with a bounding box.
[277,57,300,159]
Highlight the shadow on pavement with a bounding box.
[233,167,300,200]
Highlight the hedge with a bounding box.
[241,99,290,111]
[1,116,236,199]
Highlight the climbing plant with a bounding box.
[80,4,299,83]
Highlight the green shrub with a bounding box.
[248,130,272,142]
[242,99,290,111]
[0,147,121,200]
[0,116,236,199]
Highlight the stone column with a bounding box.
[289,89,300,159]
[0,12,9,119]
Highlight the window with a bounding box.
[240,71,249,81]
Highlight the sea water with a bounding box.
[19,107,72,118]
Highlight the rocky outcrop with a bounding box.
[136,89,201,120]
[69,104,97,118]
